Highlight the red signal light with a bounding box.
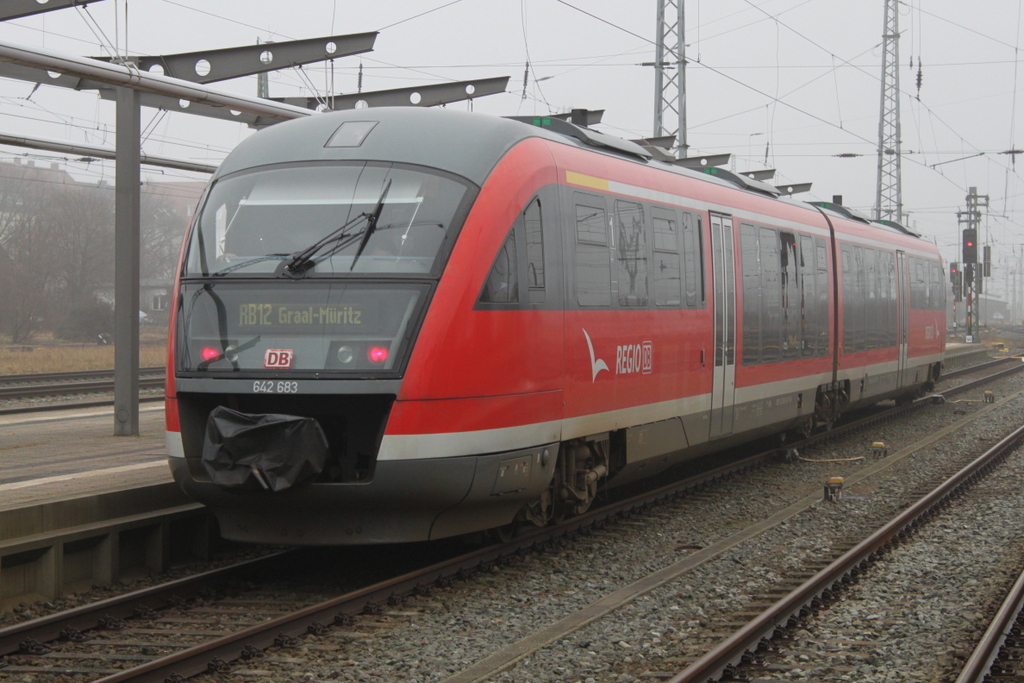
[201,347,220,361]
[367,346,389,363]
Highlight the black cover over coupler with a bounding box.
[202,406,329,492]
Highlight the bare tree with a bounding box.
[0,164,65,342]
[0,162,201,342]
[141,189,193,284]
[50,185,115,310]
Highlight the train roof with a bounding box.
[214,107,753,191]
[215,107,929,244]
[215,107,546,185]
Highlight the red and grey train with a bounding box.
[165,107,946,544]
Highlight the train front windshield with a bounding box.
[185,162,471,277]
[177,162,473,375]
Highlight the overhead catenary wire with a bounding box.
[2,0,1020,237]
[560,1,1020,209]
[74,4,118,60]
[520,0,552,113]
[1005,1,1022,217]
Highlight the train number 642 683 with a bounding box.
[252,380,299,394]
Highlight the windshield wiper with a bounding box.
[350,178,392,271]
[282,211,370,277]
[280,179,393,277]
[211,253,290,277]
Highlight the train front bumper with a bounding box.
[168,443,555,545]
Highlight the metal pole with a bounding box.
[652,0,665,138]
[114,85,141,436]
[677,0,687,158]
[875,0,902,223]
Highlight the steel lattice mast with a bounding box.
[875,0,902,222]
[653,0,687,158]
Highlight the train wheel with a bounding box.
[522,487,554,527]
[895,393,916,407]
[557,440,608,517]
[489,523,516,544]
[812,384,841,432]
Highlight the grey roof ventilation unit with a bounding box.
[811,203,919,236]
[877,219,920,237]
[507,115,652,162]
[550,109,605,127]
[811,201,874,224]
[699,167,782,198]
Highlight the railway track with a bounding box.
[0,358,1020,682]
[0,367,162,385]
[957,552,1024,682]
[665,406,1024,682]
[943,354,1020,381]
[0,367,164,399]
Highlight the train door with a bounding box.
[895,250,909,385]
[709,213,737,439]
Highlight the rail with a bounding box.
[955,546,1024,681]
[666,414,1024,682]
[0,367,163,384]
[1,356,1020,681]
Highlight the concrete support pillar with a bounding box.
[114,86,141,436]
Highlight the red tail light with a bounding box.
[166,196,198,431]
[367,346,389,363]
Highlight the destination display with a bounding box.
[177,281,429,373]
[237,303,365,327]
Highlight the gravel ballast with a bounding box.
[198,372,1024,683]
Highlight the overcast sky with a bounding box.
[0,0,1021,288]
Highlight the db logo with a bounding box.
[264,349,294,369]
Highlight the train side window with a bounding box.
[574,194,611,307]
[759,226,781,362]
[652,207,682,307]
[576,197,608,245]
[479,228,519,303]
[799,234,816,357]
[779,231,800,359]
[739,224,761,364]
[816,244,828,270]
[840,243,856,353]
[682,212,705,307]
[888,251,899,346]
[919,259,929,310]
[814,237,830,355]
[865,248,880,349]
[853,246,867,352]
[615,200,649,306]
[910,258,926,309]
[847,246,857,352]
[883,250,894,345]
[524,198,545,303]
[929,261,944,310]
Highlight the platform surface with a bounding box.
[0,404,170,512]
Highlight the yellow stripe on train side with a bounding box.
[565,170,609,192]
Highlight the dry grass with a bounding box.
[0,343,167,375]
